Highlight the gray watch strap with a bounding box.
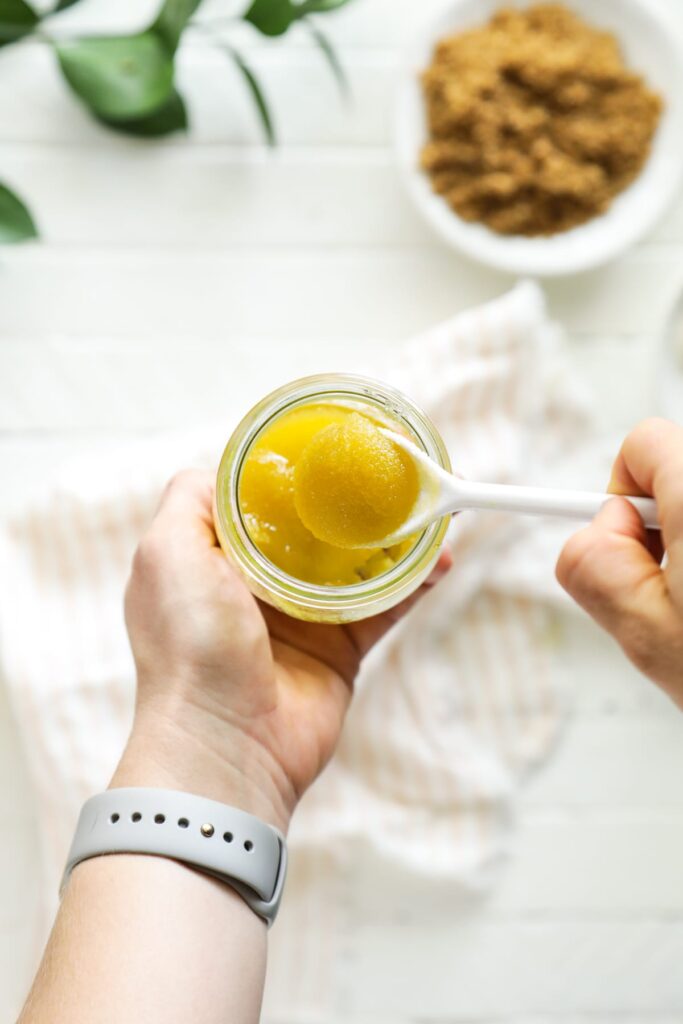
[61,788,287,925]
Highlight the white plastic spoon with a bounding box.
[377,428,659,546]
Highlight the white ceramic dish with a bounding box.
[396,0,683,277]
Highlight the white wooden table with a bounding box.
[2,1,683,1019]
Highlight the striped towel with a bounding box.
[0,281,592,1019]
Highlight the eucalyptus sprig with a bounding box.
[0,0,355,242]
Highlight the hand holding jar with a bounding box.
[120,466,453,834]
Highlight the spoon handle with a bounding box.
[456,481,659,529]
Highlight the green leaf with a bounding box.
[98,87,188,137]
[0,0,39,48]
[56,32,175,121]
[53,0,83,11]
[298,0,354,12]
[227,47,275,145]
[243,0,294,37]
[305,20,348,97]
[244,0,354,37]
[0,182,38,243]
[152,0,203,53]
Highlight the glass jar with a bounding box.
[214,374,451,623]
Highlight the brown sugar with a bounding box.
[420,4,663,236]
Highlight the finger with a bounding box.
[151,468,217,546]
[557,496,678,681]
[609,419,683,553]
[607,437,663,562]
[349,545,453,657]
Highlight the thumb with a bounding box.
[556,497,677,680]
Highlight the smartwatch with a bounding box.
[62,788,287,926]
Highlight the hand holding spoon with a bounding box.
[375,428,659,547]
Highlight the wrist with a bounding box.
[111,694,294,833]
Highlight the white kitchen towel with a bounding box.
[0,280,593,1020]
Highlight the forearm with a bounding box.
[20,852,267,1024]
[19,709,290,1024]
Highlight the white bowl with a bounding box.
[396,0,683,277]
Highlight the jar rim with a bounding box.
[215,374,451,616]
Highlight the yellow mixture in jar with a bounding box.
[238,404,419,586]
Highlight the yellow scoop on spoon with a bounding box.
[294,413,421,549]
[294,417,659,550]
